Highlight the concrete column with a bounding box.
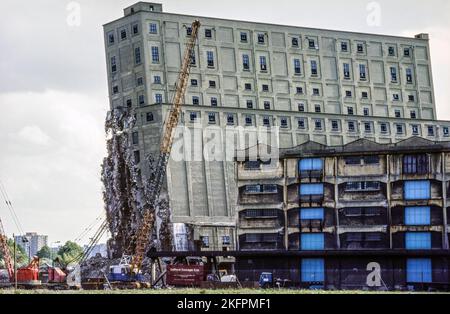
[334,156,340,249]
[386,154,393,249]
[441,152,449,249]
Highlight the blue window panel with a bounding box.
[301,233,324,250]
[301,208,324,220]
[301,259,324,283]
[404,181,430,200]
[299,158,323,171]
[405,207,431,226]
[300,184,324,195]
[407,259,432,283]
[405,232,431,250]
[207,51,214,67]
[155,94,163,104]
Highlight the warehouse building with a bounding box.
[234,138,450,290]
[103,2,450,252]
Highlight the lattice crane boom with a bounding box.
[130,20,201,273]
[0,216,14,280]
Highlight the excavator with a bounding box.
[105,19,201,289]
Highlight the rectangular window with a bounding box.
[405,207,431,226]
[311,60,318,76]
[244,83,252,91]
[209,80,216,88]
[390,67,397,82]
[246,100,253,109]
[427,126,434,137]
[240,32,248,42]
[189,112,198,122]
[298,119,305,129]
[155,93,163,104]
[108,32,115,45]
[308,39,316,49]
[412,125,419,135]
[207,51,214,67]
[110,56,117,73]
[153,75,161,84]
[257,33,265,44]
[405,232,431,250]
[313,89,320,96]
[112,85,119,94]
[331,120,339,131]
[126,99,132,108]
[263,101,270,110]
[227,114,234,125]
[190,50,196,65]
[120,29,127,40]
[200,236,209,248]
[444,127,449,137]
[362,92,368,99]
[138,94,145,105]
[396,124,403,134]
[192,96,199,105]
[132,132,139,145]
[347,107,354,115]
[222,236,231,246]
[294,59,302,75]
[262,84,269,92]
[260,56,267,71]
[345,90,352,98]
[359,64,366,80]
[404,181,431,200]
[315,119,322,130]
[301,208,324,221]
[280,117,288,128]
[301,259,324,283]
[191,79,198,86]
[263,116,270,127]
[146,112,154,122]
[292,37,299,47]
[299,158,323,171]
[363,108,369,116]
[242,54,250,71]
[395,110,401,118]
[403,155,428,175]
[210,97,218,107]
[205,29,212,38]
[245,115,252,126]
[151,46,159,63]
[301,234,324,251]
[341,42,348,52]
[345,181,380,192]
[406,68,413,84]
[407,259,432,283]
[348,121,355,132]
[357,44,364,53]
[364,122,372,133]
[298,103,305,112]
[380,123,388,134]
[300,184,324,196]
[296,87,303,94]
[149,23,157,34]
[208,113,216,123]
[404,48,411,57]
[136,77,143,86]
[343,63,350,79]
[388,46,395,56]
[410,111,416,119]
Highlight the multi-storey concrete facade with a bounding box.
[235,138,450,290]
[103,2,450,251]
[15,232,48,258]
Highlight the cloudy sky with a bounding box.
[0,0,449,246]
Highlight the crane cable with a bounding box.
[0,179,25,236]
[73,215,104,243]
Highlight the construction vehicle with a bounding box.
[105,19,201,289]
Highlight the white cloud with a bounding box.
[16,125,52,146]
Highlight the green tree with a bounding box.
[36,245,52,259]
[0,238,29,268]
[55,241,84,267]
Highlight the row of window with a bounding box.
[181,111,447,137]
[298,180,431,200]
[300,258,432,284]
